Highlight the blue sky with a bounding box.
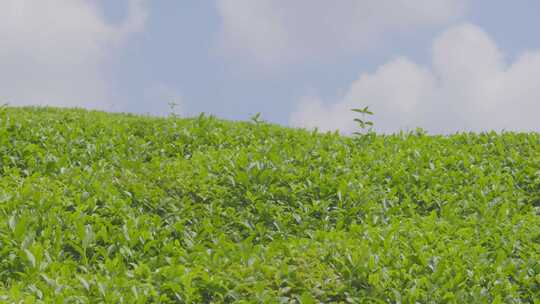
[2,0,539,133]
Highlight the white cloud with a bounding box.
[290,23,540,134]
[0,0,147,109]
[216,0,466,66]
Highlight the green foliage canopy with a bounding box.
[0,107,539,303]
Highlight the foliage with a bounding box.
[167,101,182,120]
[0,106,539,303]
[351,106,374,135]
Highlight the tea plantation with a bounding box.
[0,107,539,303]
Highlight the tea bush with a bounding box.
[0,107,539,303]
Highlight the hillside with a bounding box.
[0,106,539,303]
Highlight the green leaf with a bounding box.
[24,249,36,268]
[13,215,28,241]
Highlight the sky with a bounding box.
[1,0,540,134]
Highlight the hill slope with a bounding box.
[0,107,539,303]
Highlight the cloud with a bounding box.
[0,0,147,110]
[216,0,466,66]
[290,23,540,134]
